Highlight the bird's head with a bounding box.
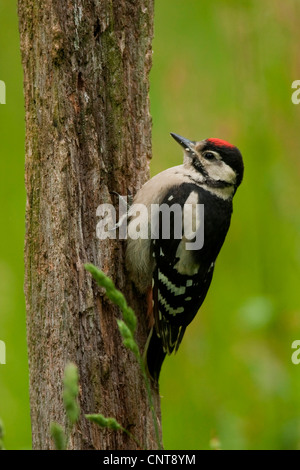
[171,133,244,193]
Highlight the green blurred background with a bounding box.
[1,0,300,450]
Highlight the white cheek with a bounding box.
[206,161,236,184]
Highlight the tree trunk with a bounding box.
[18,0,160,450]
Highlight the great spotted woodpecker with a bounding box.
[126,133,244,381]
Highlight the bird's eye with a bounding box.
[204,152,215,160]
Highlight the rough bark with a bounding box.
[18,0,160,450]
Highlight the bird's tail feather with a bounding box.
[143,327,166,382]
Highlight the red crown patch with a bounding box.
[207,138,235,149]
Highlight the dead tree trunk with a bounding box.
[18,0,160,450]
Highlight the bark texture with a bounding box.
[18,0,160,450]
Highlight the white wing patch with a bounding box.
[183,190,201,238]
[173,190,201,276]
[174,243,200,275]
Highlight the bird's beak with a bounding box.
[170,133,196,152]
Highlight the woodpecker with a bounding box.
[126,133,244,381]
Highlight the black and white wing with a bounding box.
[146,182,232,380]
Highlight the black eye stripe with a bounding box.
[191,156,208,177]
[190,155,234,189]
